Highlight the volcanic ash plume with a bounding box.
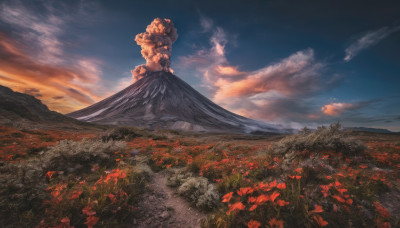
[132,18,178,81]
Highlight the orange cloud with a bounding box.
[0,33,104,113]
[321,102,357,116]
[213,49,325,103]
[214,65,244,76]
[177,21,338,127]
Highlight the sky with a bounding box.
[0,0,399,131]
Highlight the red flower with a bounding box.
[269,180,277,187]
[294,168,303,173]
[255,194,269,205]
[82,206,96,216]
[249,204,258,211]
[69,190,83,200]
[320,184,332,198]
[276,199,289,206]
[313,215,328,227]
[277,183,286,189]
[222,192,233,203]
[107,193,116,203]
[332,195,345,203]
[373,201,391,219]
[310,204,324,213]
[85,216,99,228]
[288,175,302,180]
[46,171,56,180]
[248,196,256,203]
[60,217,70,224]
[379,222,392,228]
[227,202,245,214]
[269,191,280,202]
[337,188,347,195]
[247,219,261,228]
[237,187,253,196]
[269,218,284,228]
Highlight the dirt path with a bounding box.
[133,171,206,227]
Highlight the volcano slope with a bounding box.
[68,71,286,134]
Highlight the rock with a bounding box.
[160,211,170,220]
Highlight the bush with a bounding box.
[40,139,126,172]
[273,123,366,167]
[177,177,220,210]
[166,168,193,187]
[102,127,142,141]
[0,161,48,226]
[166,169,220,210]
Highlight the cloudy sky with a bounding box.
[0,0,399,131]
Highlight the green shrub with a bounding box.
[167,168,193,187]
[166,169,220,210]
[40,139,126,172]
[274,123,366,167]
[102,127,142,141]
[0,161,48,226]
[177,177,220,210]
[217,173,246,194]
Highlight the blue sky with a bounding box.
[0,0,399,131]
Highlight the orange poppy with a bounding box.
[222,192,233,203]
[269,191,280,202]
[247,219,261,228]
[313,215,328,227]
[269,218,284,228]
[249,204,258,211]
[237,187,254,196]
[227,202,246,214]
[276,200,289,206]
[46,171,56,180]
[84,216,99,228]
[277,183,286,189]
[332,195,345,203]
[310,204,324,213]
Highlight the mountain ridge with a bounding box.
[0,84,99,130]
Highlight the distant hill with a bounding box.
[345,127,398,134]
[0,85,98,129]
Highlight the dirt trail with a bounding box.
[133,171,206,227]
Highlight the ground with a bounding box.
[0,125,399,228]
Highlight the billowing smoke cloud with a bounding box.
[132,18,178,81]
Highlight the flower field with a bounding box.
[0,125,399,227]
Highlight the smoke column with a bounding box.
[132,18,178,81]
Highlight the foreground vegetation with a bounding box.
[0,124,399,227]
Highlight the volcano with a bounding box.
[67,71,286,134]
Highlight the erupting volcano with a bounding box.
[68,18,285,134]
